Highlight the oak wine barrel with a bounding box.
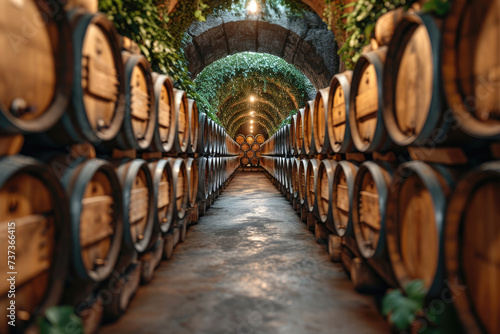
[172,89,189,153]
[205,119,215,154]
[386,161,457,298]
[306,159,321,214]
[303,101,316,155]
[246,150,255,159]
[290,115,297,155]
[442,0,500,140]
[148,159,174,234]
[116,159,155,257]
[328,71,355,153]
[250,157,260,166]
[286,158,294,193]
[0,0,72,134]
[383,13,459,147]
[332,161,359,236]
[238,149,245,158]
[298,159,309,207]
[0,156,69,332]
[47,11,125,145]
[185,158,199,208]
[114,53,156,150]
[187,99,199,154]
[314,88,331,154]
[236,134,246,145]
[374,8,405,46]
[168,158,188,220]
[292,158,301,200]
[352,161,394,259]
[255,134,265,144]
[197,113,208,155]
[241,156,250,166]
[241,142,250,152]
[446,161,500,334]
[246,134,255,145]
[197,157,210,201]
[285,123,293,156]
[58,158,124,283]
[151,74,175,153]
[295,108,305,155]
[349,47,393,152]
[251,142,260,152]
[317,159,338,224]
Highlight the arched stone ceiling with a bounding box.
[183,8,338,89]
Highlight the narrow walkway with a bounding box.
[100,172,388,334]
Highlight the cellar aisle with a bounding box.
[99,172,388,334]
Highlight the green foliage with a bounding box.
[194,52,315,135]
[382,280,426,330]
[99,0,197,96]
[38,306,83,334]
[334,0,452,69]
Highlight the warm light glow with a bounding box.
[250,96,255,102]
[250,120,254,124]
[248,0,258,14]
[251,111,255,115]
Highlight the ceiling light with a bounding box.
[250,96,255,102]
[248,0,258,14]
[251,120,254,124]
[251,111,255,115]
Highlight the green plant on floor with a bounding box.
[382,279,462,334]
[38,306,83,334]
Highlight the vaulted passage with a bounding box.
[100,172,387,333]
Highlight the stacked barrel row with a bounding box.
[262,1,500,333]
[0,0,240,332]
[236,134,265,166]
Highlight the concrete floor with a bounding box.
[100,172,388,334]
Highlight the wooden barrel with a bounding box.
[148,159,174,234]
[197,113,208,155]
[114,53,156,150]
[352,161,394,259]
[374,8,405,46]
[292,158,301,199]
[187,99,199,154]
[314,88,331,154]
[303,100,316,155]
[442,0,500,140]
[185,158,199,208]
[151,74,175,152]
[306,159,321,214]
[317,159,338,224]
[298,159,309,206]
[286,158,294,193]
[251,142,260,152]
[446,161,500,333]
[0,156,69,332]
[241,142,250,152]
[205,119,215,155]
[236,134,246,145]
[116,159,155,255]
[172,89,189,153]
[332,161,359,236]
[238,149,245,158]
[167,158,188,220]
[48,11,124,145]
[290,115,297,155]
[383,13,456,147]
[246,150,255,159]
[255,134,265,144]
[58,158,124,282]
[386,161,456,298]
[295,108,305,155]
[0,0,72,134]
[197,157,210,201]
[251,157,260,166]
[246,134,255,145]
[285,123,293,156]
[207,157,215,196]
[349,47,393,152]
[241,156,250,166]
[328,71,355,153]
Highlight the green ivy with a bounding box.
[194,52,315,136]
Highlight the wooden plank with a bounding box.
[80,196,114,247]
[158,181,170,208]
[131,87,150,121]
[158,100,171,128]
[332,104,346,126]
[129,188,149,223]
[336,184,350,212]
[85,55,118,102]
[355,89,378,120]
[359,191,381,230]
[408,147,468,165]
